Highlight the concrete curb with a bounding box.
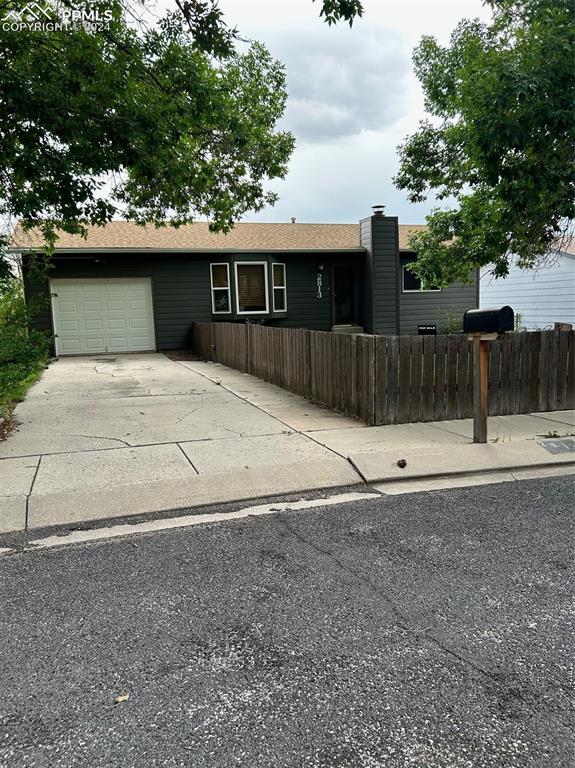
[25,457,362,531]
[4,440,574,535]
[347,441,575,484]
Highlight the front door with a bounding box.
[332,265,357,325]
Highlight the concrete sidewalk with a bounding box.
[1,353,573,533]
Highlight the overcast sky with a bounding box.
[215,0,492,224]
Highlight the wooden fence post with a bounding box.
[473,335,489,443]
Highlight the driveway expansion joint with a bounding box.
[346,456,368,483]
[24,456,42,532]
[176,443,199,475]
[173,359,367,484]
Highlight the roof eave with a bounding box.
[11,246,367,254]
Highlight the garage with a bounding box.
[50,278,156,356]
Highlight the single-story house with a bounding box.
[480,245,575,330]
[13,207,478,356]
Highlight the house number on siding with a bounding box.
[316,273,323,299]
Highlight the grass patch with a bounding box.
[0,361,48,416]
[0,281,50,437]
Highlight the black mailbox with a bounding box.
[463,306,514,334]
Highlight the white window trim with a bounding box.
[210,263,231,314]
[272,263,287,312]
[234,261,269,315]
[402,264,441,293]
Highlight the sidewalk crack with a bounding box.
[174,408,198,425]
[61,433,132,447]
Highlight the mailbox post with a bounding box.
[473,336,489,443]
[463,307,514,444]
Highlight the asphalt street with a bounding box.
[0,476,573,768]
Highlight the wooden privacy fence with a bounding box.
[192,322,575,426]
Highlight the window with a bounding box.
[210,263,231,314]
[272,263,287,312]
[235,262,269,314]
[402,264,441,293]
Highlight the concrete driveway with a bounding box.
[0,354,360,531]
[2,354,574,534]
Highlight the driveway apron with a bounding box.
[0,354,358,530]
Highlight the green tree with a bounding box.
[0,0,295,282]
[0,0,365,284]
[394,0,575,286]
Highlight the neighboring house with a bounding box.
[480,248,575,330]
[12,207,478,356]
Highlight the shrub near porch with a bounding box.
[0,282,49,431]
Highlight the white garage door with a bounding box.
[50,278,156,356]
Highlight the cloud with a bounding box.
[216,1,491,222]
[261,24,411,143]
[243,129,440,224]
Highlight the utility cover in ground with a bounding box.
[537,438,575,454]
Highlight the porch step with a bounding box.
[331,324,364,334]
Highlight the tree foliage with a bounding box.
[0,0,365,281]
[0,0,296,282]
[394,0,575,286]
[314,0,364,26]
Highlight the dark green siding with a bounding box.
[23,237,478,349]
[25,254,212,350]
[372,215,400,335]
[24,251,363,349]
[23,272,52,335]
[359,218,375,333]
[360,215,399,335]
[360,216,478,336]
[398,254,478,334]
[271,254,332,331]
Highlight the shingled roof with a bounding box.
[11,221,428,253]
